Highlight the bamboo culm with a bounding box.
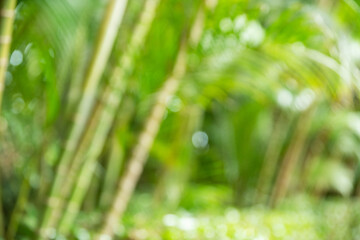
[39,0,128,238]
[0,0,16,111]
[270,106,316,207]
[255,112,289,205]
[96,3,209,239]
[53,0,161,236]
[0,0,17,237]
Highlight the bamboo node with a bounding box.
[48,196,60,207]
[0,36,12,44]
[0,58,8,66]
[0,9,15,18]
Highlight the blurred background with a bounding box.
[1,0,360,239]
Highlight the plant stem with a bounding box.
[99,96,135,209]
[39,0,129,237]
[99,136,125,209]
[269,106,316,207]
[95,3,209,238]
[255,111,289,205]
[298,130,327,192]
[0,0,16,237]
[0,0,16,112]
[54,0,161,236]
[6,179,30,240]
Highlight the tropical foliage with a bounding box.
[1,0,360,239]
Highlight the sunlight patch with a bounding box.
[192,131,209,149]
[10,50,23,66]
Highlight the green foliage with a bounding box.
[1,0,360,239]
[115,193,360,240]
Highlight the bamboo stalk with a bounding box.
[99,136,125,209]
[49,0,161,236]
[0,0,16,237]
[269,105,316,207]
[0,0,16,112]
[298,130,327,192]
[39,0,128,238]
[6,143,42,240]
[95,52,185,240]
[63,25,88,119]
[6,178,30,240]
[99,96,135,209]
[255,111,289,205]
[95,3,209,239]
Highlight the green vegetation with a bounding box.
[1,0,360,239]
